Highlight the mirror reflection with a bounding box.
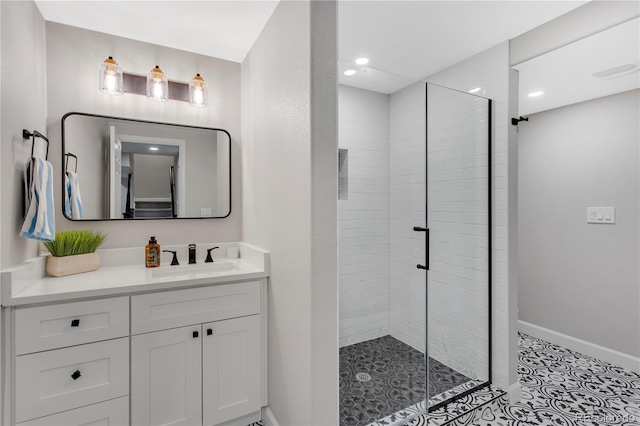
[62,113,231,220]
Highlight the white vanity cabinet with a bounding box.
[131,280,265,426]
[2,244,270,426]
[132,316,261,426]
[12,297,130,425]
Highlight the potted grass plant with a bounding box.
[44,230,107,277]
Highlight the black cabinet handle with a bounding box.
[71,370,81,380]
[71,319,80,327]
[207,328,213,336]
[417,264,427,270]
[193,331,199,338]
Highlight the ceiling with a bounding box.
[515,17,640,116]
[338,1,589,94]
[34,1,279,63]
[35,0,616,102]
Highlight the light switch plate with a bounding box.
[587,207,615,224]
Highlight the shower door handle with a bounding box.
[413,226,429,270]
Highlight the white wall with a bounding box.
[338,85,390,347]
[241,1,337,424]
[0,0,48,268]
[132,154,174,199]
[518,89,639,358]
[46,22,242,248]
[427,42,518,392]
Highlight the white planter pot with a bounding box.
[46,253,101,277]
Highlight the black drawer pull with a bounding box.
[193,331,199,338]
[71,370,81,380]
[207,328,213,336]
[71,319,80,327]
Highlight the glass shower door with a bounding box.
[423,83,492,409]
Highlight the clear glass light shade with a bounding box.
[189,74,208,108]
[147,65,169,102]
[98,57,123,95]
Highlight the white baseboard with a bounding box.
[262,407,279,426]
[519,320,640,374]
[508,382,521,405]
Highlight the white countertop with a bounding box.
[1,243,270,307]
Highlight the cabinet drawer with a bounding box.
[131,281,260,334]
[15,297,129,355]
[17,396,129,426]
[15,338,129,423]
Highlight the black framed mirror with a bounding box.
[62,112,231,220]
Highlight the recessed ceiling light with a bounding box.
[344,69,357,76]
[355,57,369,65]
[469,86,482,94]
[149,147,159,151]
[528,91,544,97]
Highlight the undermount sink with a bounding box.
[151,261,237,279]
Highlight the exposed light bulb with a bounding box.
[104,73,118,92]
[189,73,208,108]
[99,56,123,95]
[147,65,168,102]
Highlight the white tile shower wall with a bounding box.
[389,83,427,354]
[338,85,391,347]
[425,84,490,381]
[427,42,515,391]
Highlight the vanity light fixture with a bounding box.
[98,56,123,95]
[355,57,369,65]
[99,56,205,107]
[528,90,544,97]
[147,65,169,102]
[189,74,208,108]
[344,69,357,76]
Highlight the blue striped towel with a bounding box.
[21,157,55,241]
[65,171,84,219]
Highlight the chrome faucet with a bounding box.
[188,244,197,264]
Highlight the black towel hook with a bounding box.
[23,129,49,160]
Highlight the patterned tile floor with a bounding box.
[408,333,640,426]
[340,335,472,426]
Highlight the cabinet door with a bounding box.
[202,315,261,425]
[132,325,202,426]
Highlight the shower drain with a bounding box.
[355,372,371,382]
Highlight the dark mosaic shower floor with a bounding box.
[340,335,471,426]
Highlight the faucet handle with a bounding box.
[205,247,219,263]
[162,250,179,266]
